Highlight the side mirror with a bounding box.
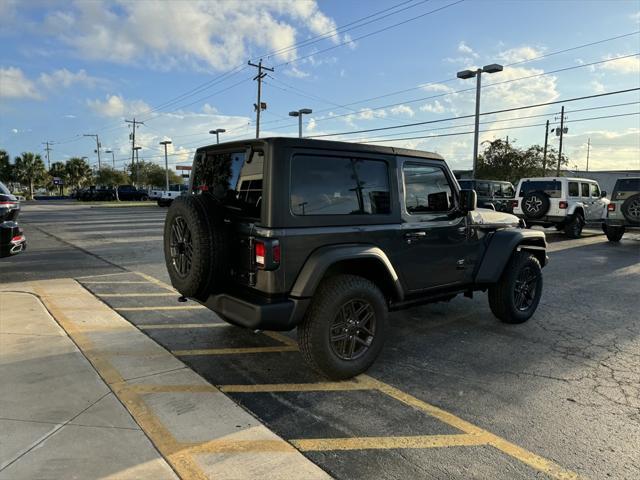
[459,189,477,212]
[601,191,607,198]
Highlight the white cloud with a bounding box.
[87,94,151,118]
[202,103,218,114]
[306,117,316,132]
[498,46,543,64]
[420,101,445,114]
[599,54,640,74]
[631,11,640,24]
[284,65,310,79]
[0,67,41,99]
[590,80,606,94]
[11,128,18,134]
[458,41,477,58]
[39,68,102,89]
[421,83,455,94]
[390,105,415,117]
[39,1,342,72]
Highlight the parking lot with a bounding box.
[3,201,639,479]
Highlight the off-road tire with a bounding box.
[163,194,229,298]
[298,274,388,380]
[606,225,625,242]
[522,191,550,219]
[621,193,640,224]
[564,213,584,239]
[488,252,543,324]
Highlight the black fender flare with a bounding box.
[474,229,547,284]
[290,244,404,300]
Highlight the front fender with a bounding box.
[475,229,547,284]
[290,244,404,300]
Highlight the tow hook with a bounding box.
[177,296,188,303]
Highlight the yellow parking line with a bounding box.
[116,384,218,394]
[75,271,134,279]
[173,346,298,356]
[116,306,206,311]
[182,439,295,454]
[140,323,229,330]
[292,433,490,451]
[101,293,177,297]
[219,380,368,393]
[81,280,153,284]
[135,271,177,292]
[263,331,299,347]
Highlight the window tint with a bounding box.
[501,183,515,198]
[458,180,473,190]
[568,182,579,197]
[476,182,491,196]
[192,149,264,219]
[404,164,453,214]
[581,183,590,197]
[590,183,600,197]
[290,155,390,216]
[519,180,562,198]
[613,178,640,200]
[0,182,10,195]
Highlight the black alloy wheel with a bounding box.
[169,216,193,278]
[513,265,539,312]
[329,299,376,361]
[522,191,550,219]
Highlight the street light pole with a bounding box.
[159,140,172,191]
[105,150,116,168]
[209,128,226,144]
[457,63,503,179]
[288,108,313,138]
[133,146,142,186]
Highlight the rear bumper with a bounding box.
[0,222,27,257]
[515,214,566,225]
[606,218,640,229]
[199,291,310,331]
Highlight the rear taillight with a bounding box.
[255,241,266,268]
[10,235,24,244]
[0,201,16,206]
[608,203,615,212]
[273,244,281,264]
[559,201,568,209]
[511,200,519,209]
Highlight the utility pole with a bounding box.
[542,120,549,176]
[83,134,101,170]
[159,140,172,191]
[42,141,52,170]
[133,146,142,186]
[248,59,273,139]
[556,106,566,176]
[586,138,591,172]
[125,118,144,177]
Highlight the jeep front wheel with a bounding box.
[298,274,387,380]
[606,225,625,242]
[488,252,543,324]
[564,213,584,239]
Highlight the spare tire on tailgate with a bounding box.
[163,194,229,298]
[521,191,550,219]
[621,193,640,224]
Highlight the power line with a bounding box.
[308,87,640,139]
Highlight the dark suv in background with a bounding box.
[458,179,515,212]
[163,138,547,379]
[0,181,26,257]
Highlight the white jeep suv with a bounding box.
[513,177,608,238]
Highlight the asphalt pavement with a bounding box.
[2,200,639,479]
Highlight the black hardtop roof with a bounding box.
[195,137,444,161]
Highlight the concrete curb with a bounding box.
[0,280,330,480]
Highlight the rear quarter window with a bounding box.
[518,180,562,198]
[613,179,640,200]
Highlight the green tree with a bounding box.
[65,157,93,190]
[14,152,47,199]
[0,149,14,183]
[147,166,182,188]
[127,161,181,187]
[48,162,68,194]
[476,138,568,184]
[96,167,129,187]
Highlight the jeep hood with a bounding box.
[470,208,520,228]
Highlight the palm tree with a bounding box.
[49,161,67,194]
[14,152,47,199]
[65,157,93,190]
[0,149,14,184]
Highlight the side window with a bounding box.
[476,182,491,196]
[502,183,515,198]
[568,182,579,197]
[290,155,390,215]
[581,183,590,197]
[590,183,600,197]
[403,163,453,214]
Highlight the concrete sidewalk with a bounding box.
[0,290,177,479]
[0,280,330,480]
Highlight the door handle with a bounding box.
[404,231,427,239]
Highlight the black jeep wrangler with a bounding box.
[163,138,548,379]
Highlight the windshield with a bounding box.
[0,182,10,195]
[519,180,562,198]
[192,149,264,219]
[613,179,640,200]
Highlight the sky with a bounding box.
[1,0,639,173]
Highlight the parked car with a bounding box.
[78,186,116,201]
[458,179,515,212]
[157,184,188,207]
[512,177,608,238]
[117,185,149,201]
[162,137,548,379]
[0,181,26,257]
[604,177,640,242]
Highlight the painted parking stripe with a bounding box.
[220,380,369,393]
[139,323,229,330]
[173,346,298,355]
[99,293,177,297]
[292,433,490,451]
[116,306,206,311]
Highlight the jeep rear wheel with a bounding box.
[606,225,625,242]
[564,213,584,239]
[488,252,543,324]
[298,274,387,380]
